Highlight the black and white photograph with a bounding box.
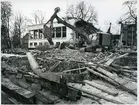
[1,0,137,104]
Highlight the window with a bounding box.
[52,26,67,38]
[34,30,38,39]
[30,43,33,46]
[62,26,66,38]
[56,27,61,38]
[52,32,55,38]
[34,43,37,46]
[39,30,43,39]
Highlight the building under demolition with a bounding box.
[120,23,137,48]
[27,19,76,49]
[1,0,137,103]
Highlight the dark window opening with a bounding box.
[39,29,43,39]
[30,43,33,46]
[56,27,61,32]
[52,26,67,38]
[62,26,66,38]
[56,27,61,38]
[34,30,38,39]
[52,33,55,38]
[34,43,37,46]
[56,32,61,38]
[62,26,66,31]
[63,32,66,37]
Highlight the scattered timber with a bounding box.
[68,84,123,104]
[84,80,118,96]
[2,77,35,104]
[48,61,61,72]
[87,67,137,96]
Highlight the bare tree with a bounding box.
[121,0,137,24]
[1,1,12,49]
[11,13,27,48]
[30,10,46,24]
[66,1,97,23]
[118,0,137,49]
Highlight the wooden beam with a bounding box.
[2,77,35,99]
[84,80,118,96]
[68,84,123,104]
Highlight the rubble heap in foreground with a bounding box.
[1,48,137,104]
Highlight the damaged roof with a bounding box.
[74,19,101,35]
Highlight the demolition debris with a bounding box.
[1,48,137,104]
[1,5,137,105]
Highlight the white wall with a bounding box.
[28,39,48,48]
[28,19,76,48]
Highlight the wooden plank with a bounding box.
[35,90,58,104]
[92,65,115,78]
[84,80,118,96]
[68,84,123,104]
[116,53,129,59]
[37,89,59,102]
[1,91,14,104]
[27,52,61,83]
[105,58,115,66]
[1,53,26,58]
[48,61,61,72]
[62,67,86,73]
[2,77,35,99]
[2,91,22,104]
[87,67,137,96]
[86,67,117,86]
[97,53,114,64]
[82,94,101,104]
[26,52,39,70]
[105,53,129,66]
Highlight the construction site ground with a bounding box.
[1,48,137,104]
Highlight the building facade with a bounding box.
[27,20,76,49]
[121,23,137,47]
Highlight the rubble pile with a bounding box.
[113,53,137,66]
[2,48,27,55]
[33,49,112,63]
[1,48,137,104]
[2,56,31,71]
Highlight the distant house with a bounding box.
[120,23,137,47]
[21,33,29,49]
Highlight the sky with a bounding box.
[9,0,128,34]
